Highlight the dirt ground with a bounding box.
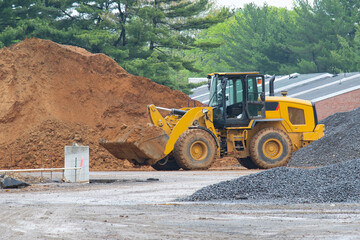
[1,170,359,239]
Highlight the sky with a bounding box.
[215,0,312,9]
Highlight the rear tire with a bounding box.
[173,129,217,170]
[250,127,292,169]
[151,155,180,171]
[237,157,261,169]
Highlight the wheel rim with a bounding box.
[190,141,208,161]
[262,138,283,159]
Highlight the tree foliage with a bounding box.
[187,0,360,76]
[0,0,230,91]
[1,0,360,92]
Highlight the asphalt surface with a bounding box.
[1,170,360,239]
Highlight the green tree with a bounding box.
[0,0,78,46]
[292,0,360,73]
[0,0,230,92]
[179,0,360,79]
[123,0,231,86]
[330,32,360,73]
[190,4,297,75]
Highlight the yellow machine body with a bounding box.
[101,72,324,170]
[148,95,324,160]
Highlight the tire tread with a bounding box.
[173,129,216,170]
[250,127,292,169]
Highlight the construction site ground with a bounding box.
[1,38,360,239]
[1,169,360,240]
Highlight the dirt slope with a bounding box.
[0,38,193,170]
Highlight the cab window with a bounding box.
[288,107,305,125]
[236,79,243,103]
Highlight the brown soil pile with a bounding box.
[108,123,165,143]
[0,38,194,170]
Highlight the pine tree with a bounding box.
[123,0,231,85]
[0,0,78,46]
[292,0,360,73]
[198,3,297,75]
[0,0,230,91]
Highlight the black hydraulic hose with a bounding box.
[155,106,187,116]
[171,108,187,116]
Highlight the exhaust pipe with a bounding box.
[269,75,276,96]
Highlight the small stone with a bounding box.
[74,134,82,142]
[147,178,159,182]
[234,195,248,200]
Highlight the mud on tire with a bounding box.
[173,129,217,170]
[250,127,292,169]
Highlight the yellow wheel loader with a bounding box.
[100,72,324,170]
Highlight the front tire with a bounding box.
[173,129,217,170]
[250,127,292,169]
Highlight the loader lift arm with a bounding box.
[148,104,218,156]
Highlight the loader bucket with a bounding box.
[99,125,169,165]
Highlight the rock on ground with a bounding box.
[1,177,30,189]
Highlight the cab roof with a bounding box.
[207,72,260,77]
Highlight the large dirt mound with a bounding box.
[183,159,360,204]
[0,38,193,170]
[289,107,360,167]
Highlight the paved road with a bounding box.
[1,170,360,239]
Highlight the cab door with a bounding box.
[245,75,266,119]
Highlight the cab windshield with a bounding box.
[209,75,244,108]
[209,75,222,107]
[208,74,265,125]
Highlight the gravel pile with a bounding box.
[289,107,360,167]
[182,159,360,204]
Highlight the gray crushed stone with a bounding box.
[289,107,360,167]
[182,159,360,204]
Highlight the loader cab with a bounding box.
[208,72,266,128]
